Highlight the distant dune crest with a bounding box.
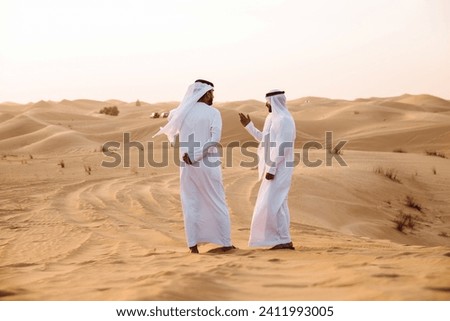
[0,94,449,154]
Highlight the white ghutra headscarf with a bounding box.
[266,89,293,132]
[153,80,214,143]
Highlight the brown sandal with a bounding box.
[189,245,199,253]
[270,242,295,250]
[207,245,237,253]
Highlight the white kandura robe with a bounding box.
[179,102,232,247]
[245,113,295,247]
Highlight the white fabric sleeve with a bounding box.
[244,121,263,142]
[266,142,285,175]
[266,125,293,175]
[192,111,222,162]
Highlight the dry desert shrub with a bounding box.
[405,195,422,212]
[393,212,417,232]
[327,147,343,155]
[393,211,417,232]
[393,148,407,153]
[425,150,447,159]
[374,166,401,183]
[99,106,119,116]
[84,165,92,175]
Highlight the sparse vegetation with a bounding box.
[2,154,18,160]
[425,150,447,159]
[432,167,437,175]
[136,100,141,107]
[84,165,92,175]
[438,232,449,238]
[353,111,360,115]
[2,154,35,163]
[405,195,422,212]
[374,167,401,183]
[98,144,119,153]
[393,148,407,153]
[99,106,119,116]
[393,211,417,232]
[327,147,343,155]
[58,160,65,168]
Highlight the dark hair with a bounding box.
[195,79,214,87]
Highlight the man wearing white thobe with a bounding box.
[154,79,233,253]
[239,90,296,249]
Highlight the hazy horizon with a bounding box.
[1,0,449,103]
[2,92,450,106]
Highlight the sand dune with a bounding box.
[0,95,449,300]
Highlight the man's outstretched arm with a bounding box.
[239,113,263,142]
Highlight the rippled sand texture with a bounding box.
[1,95,449,300]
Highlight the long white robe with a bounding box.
[179,102,232,247]
[245,113,295,247]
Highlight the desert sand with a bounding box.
[0,94,449,300]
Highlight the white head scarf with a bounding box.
[153,80,214,143]
[266,89,295,139]
[265,89,293,131]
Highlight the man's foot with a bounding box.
[189,245,199,253]
[207,245,237,253]
[270,242,295,250]
[221,245,237,252]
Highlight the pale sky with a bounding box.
[1,0,449,103]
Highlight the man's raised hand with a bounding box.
[239,113,251,127]
[183,153,193,165]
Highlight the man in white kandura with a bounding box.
[239,90,296,250]
[154,79,234,254]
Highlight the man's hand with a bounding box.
[239,113,251,127]
[265,173,275,180]
[183,153,193,165]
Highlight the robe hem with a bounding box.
[188,239,232,247]
[248,239,291,247]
